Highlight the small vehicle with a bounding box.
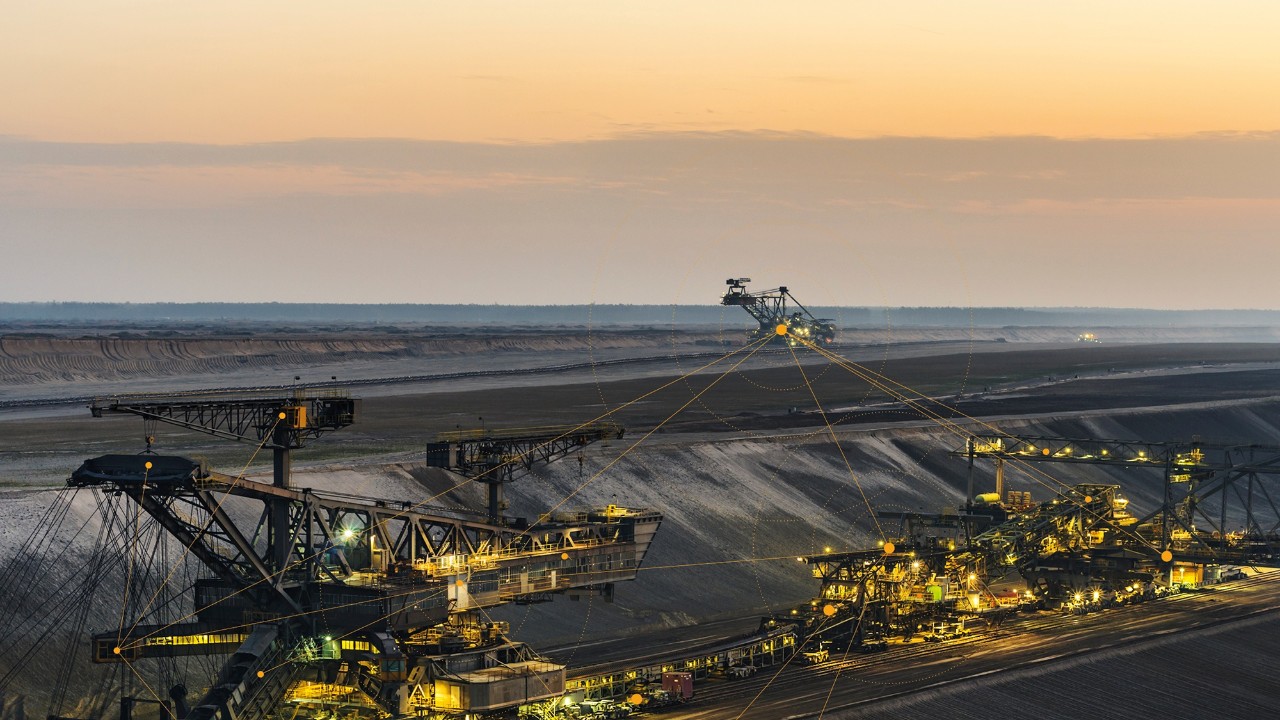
[860,635,889,653]
[578,700,631,719]
[726,665,757,678]
[801,649,829,664]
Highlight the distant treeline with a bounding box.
[2,302,1279,328]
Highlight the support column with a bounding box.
[271,423,292,576]
[995,459,1005,502]
[1161,463,1174,555]
[487,480,503,526]
[965,439,975,508]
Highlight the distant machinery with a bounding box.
[957,434,1280,565]
[792,483,1150,650]
[78,394,662,720]
[721,278,836,346]
[785,433,1280,654]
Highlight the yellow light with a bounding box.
[824,546,832,553]
[911,561,920,571]
[1074,592,1083,603]
[1092,590,1101,602]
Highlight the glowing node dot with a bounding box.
[1042,448,1051,456]
[822,604,837,617]
[1084,495,1093,503]
[775,324,788,336]
[456,579,465,586]
[560,552,569,561]
[278,412,287,420]
[144,461,153,470]
[882,542,896,555]
[256,670,265,678]
[113,646,121,655]
[1161,550,1173,563]
[628,694,643,705]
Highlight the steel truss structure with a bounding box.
[90,394,359,452]
[796,483,1147,642]
[426,422,624,524]
[720,278,836,345]
[958,434,1280,563]
[76,394,661,720]
[71,458,659,659]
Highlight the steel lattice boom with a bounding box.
[70,453,662,718]
[427,422,624,524]
[720,278,836,345]
[89,393,360,449]
[955,434,1280,562]
[79,394,661,719]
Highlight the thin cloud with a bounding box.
[3,132,1280,307]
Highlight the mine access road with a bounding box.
[598,571,1280,719]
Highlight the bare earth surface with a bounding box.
[2,322,1279,719]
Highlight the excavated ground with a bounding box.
[1,326,1278,719]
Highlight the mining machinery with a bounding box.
[957,434,1280,565]
[791,482,1152,648]
[77,394,662,720]
[720,278,836,346]
[426,423,624,525]
[786,433,1280,653]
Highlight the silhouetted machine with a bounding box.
[721,278,836,345]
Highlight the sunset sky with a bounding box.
[3,2,1279,308]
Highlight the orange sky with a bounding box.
[4,2,1280,143]
[4,3,1280,308]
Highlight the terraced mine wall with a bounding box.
[6,327,1280,389]
[4,398,1279,714]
